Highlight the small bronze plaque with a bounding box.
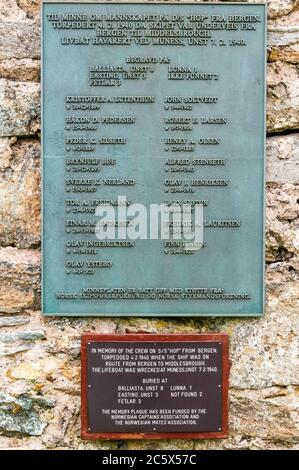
[81,334,229,439]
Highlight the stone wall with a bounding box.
[0,0,298,450]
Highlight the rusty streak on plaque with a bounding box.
[81,334,229,440]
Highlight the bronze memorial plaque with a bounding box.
[42,1,266,317]
[81,334,229,439]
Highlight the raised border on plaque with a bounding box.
[41,2,266,317]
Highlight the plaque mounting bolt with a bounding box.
[88,385,91,388]
[218,384,221,388]
[218,428,222,431]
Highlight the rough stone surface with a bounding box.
[0,59,40,82]
[0,316,30,328]
[266,134,299,183]
[228,387,299,441]
[0,0,298,451]
[264,0,299,19]
[267,62,299,133]
[268,26,299,64]
[265,183,299,264]
[229,277,299,389]
[0,14,40,81]
[0,247,40,313]
[0,80,40,137]
[0,20,40,60]
[17,1,41,19]
[0,329,45,357]
[0,392,54,436]
[0,138,40,248]
[268,10,299,63]
[0,1,27,20]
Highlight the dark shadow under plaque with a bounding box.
[81,334,229,439]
